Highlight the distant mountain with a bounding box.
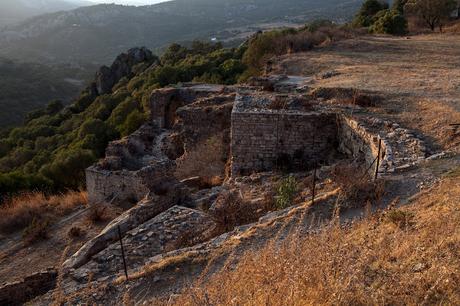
[0,0,361,65]
[0,0,92,26]
[0,57,92,127]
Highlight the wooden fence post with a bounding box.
[374,139,382,181]
[117,225,128,280]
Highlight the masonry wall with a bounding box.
[86,161,175,206]
[0,269,57,305]
[337,115,388,174]
[231,111,338,175]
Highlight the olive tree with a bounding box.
[406,0,457,31]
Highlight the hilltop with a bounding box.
[0,0,361,64]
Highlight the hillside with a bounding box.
[0,0,361,65]
[0,0,91,27]
[0,58,92,127]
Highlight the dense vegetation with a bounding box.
[0,58,91,127]
[352,0,459,34]
[352,0,408,35]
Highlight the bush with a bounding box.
[370,10,408,35]
[22,217,50,243]
[41,149,96,189]
[68,226,85,238]
[87,205,108,223]
[275,176,298,209]
[209,191,266,233]
[353,0,390,27]
[331,163,385,209]
[119,109,146,137]
[386,209,415,228]
[0,191,86,234]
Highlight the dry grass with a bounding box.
[331,162,386,209]
[175,134,228,184]
[170,178,460,305]
[0,191,87,235]
[86,204,109,224]
[209,190,273,233]
[274,34,460,152]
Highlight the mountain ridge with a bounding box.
[0,0,92,26]
[0,0,361,64]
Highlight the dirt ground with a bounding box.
[275,34,460,152]
[0,207,120,284]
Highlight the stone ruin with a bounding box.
[53,76,428,301]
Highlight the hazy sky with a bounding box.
[92,0,169,5]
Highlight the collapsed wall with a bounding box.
[86,84,234,206]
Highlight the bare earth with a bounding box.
[275,34,460,152]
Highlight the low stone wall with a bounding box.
[0,269,57,305]
[231,109,338,175]
[86,161,175,205]
[338,115,390,174]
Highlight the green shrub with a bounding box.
[353,0,390,27]
[370,10,408,35]
[119,109,146,137]
[40,149,96,189]
[275,176,298,209]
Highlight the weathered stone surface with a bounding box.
[149,84,228,129]
[67,206,217,283]
[63,189,184,271]
[231,94,339,175]
[0,268,57,306]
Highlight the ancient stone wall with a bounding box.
[231,110,338,175]
[338,115,388,174]
[0,269,57,305]
[149,85,227,129]
[86,161,175,205]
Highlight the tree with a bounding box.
[406,0,457,31]
[353,0,390,27]
[392,0,409,14]
[371,10,408,34]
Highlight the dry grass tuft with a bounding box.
[86,205,109,224]
[0,191,87,235]
[331,162,385,209]
[22,217,51,244]
[175,134,227,185]
[170,178,460,305]
[67,226,85,239]
[209,191,271,233]
[385,209,416,229]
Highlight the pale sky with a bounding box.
[91,0,169,5]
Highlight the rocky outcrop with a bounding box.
[63,189,185,271]
[95,47,156,95]
[64,206,217,287]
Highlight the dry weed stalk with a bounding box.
[0,191,87,235]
